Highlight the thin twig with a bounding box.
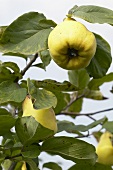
[59,108,113,117]
[75,131,90,138]
[21,53,38,76]
[87,115,97,121]
[83,108,113,116]
[63,94,84,111]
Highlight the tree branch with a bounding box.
[75,131,90,138]
[21,53,38,76]
[87,115,97,121]
[59,108,113,117]
[63,93,84,111]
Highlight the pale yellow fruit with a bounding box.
[21,162,27,170]
[22,95,57,133]
[48,17,96,70]
[96,131,113,165]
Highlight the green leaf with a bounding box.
[57,120,82,135]
[0,12,54,56]
[43,162,62,170]
[32,50,52,70]
[88,73,113,90]
[39,19,57,28]
[68,97,83,113]
[86,34,112,78]
[68,69,90,89]
[35,79,79,92]
[0,26,7,39]
[0,81,27,104]
[0,61,21,83]
[34,89,57,109]
[51,91,69,114]
[84,89,107,100]
[68,162,112,170]
[77,117,107,132]
[3,62,20,73]
[22,145,40,158]
[68,5,113,25]
[15,116,54,145]
[0,110,16,136]
[41,136,97,165]
[14,162,23,170]
[23,159,39,170]
[2,131,15,145]
[0,108,11,116]
[0,153,6,162]
[27,79,57,109]
[92,131,103,143]
[38,50,51,70]
[1,159,12,170]
[3,52,28,59]
[3,139,14,149]
[0,115,15,136]
[32,51,51,70]
[57,117,106,133]
[102,121,113,133]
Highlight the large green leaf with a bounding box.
[27,79,57,109]
[0,108,16,136]
[68,162,112,170]
[68,5,113,25]
[0,12,56,56]
[0,81,27,104]
[88,73,113,90]
[68,69,90,89]
[86,34,112,78]
[35,79,79,92]
[41,136,97,165]
[22,145,40,158]
[15,117,54,145]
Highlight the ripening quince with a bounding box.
[21,162,27,170]
[22,95,57,133]
[48,17,97,70]
[96,131,113,165]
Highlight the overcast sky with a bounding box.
[0,0,113,169]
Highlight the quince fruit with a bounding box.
[21,162,27,170]
[96,131,113,165]
[48,17,96,70]
[22,95,57,133]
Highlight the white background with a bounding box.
[0,0,113,169]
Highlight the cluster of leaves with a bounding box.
[0,4,113,170]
